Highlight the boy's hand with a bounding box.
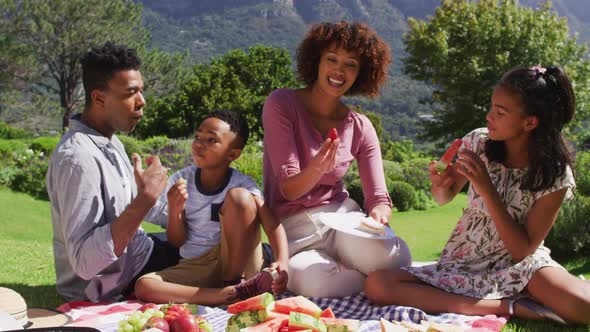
[269,261,288,295]
[167,177,188,215]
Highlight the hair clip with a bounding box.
[531,64,546,75]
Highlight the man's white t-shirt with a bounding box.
[163,166,261,259]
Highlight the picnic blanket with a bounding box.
[56,292,507,332]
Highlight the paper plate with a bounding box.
[317,212,396,239]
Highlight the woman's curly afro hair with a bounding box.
[296,21,391,97]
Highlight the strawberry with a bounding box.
[161,303,193,324]
[328,128,338,141]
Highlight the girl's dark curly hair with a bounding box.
[485,66,575,191]
[296,21,391,97]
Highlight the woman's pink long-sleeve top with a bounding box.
[262,88,392,220]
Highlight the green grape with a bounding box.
[138,317,148,329]
[144,308,155,316]
[127,315,139,326]
[153,310,164,318]
[123,323,134,332]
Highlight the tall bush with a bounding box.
[402,157,431,191]
[575,151,590,196]
[390,181,417,212]
[545,194,590,259]
[9,149,49,200]
[232,144,263,188]
[0,121,31,139]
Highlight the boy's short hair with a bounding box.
[81,42,142,108]
[203,110,250,149]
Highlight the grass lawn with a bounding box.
[0,187,588,331]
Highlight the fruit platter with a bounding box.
[225,292,360,332]
[115,302,212,332]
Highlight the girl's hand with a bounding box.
[308,137,339,174]
[428,160,456,190]
[369,204,392,225]
[167,179,188,215]
[269,261,289,295]
[455,150,494,195]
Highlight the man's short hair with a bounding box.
[81,42,141,108]
[203,110,250,149]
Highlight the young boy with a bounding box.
[135,110,289,305]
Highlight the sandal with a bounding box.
[508,295,566,325]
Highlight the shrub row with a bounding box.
[0,121,31,139]
[545,194,590,259]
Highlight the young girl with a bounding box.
[262,21,411,298]
[364,66,590,324]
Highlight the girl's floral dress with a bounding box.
[405,128,575,299]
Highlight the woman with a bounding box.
[262,21,411,298]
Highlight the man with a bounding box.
[46,42,179,302]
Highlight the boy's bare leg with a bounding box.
[220,187,261,281]
[526,267,590,324]
[365,269,541,319]
[135,278,234,305]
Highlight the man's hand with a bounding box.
[132,153,168,204]
[269,261,289,295]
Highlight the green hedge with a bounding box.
[29,137,60,155]
[401,157,431,191]
[0,139,28,157]
[0,121,31,139]
[575,151,590,196]
[545,194,590,259]
[390,181,416,212]
[346,179,364,209]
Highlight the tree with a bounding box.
[1,0,191,130]
[136,45,298,140]
[403,0,590,144]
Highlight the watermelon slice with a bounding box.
[320,318,360,332]
[239,317,289,332]
[266,302,290,321]
[227,309,268,326]
[434,139,463,173]
[227,292,274,314]
[319,308,335,319]
[288,312,327,332]
[274,296,323,318]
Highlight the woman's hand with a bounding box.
[455,150,494,196]
[308,137,339,174]
[269,261,289,295]
[369,204,392,225]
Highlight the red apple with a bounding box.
[171,314,199,332]
[144,316,170,332]
[139,303,159,312]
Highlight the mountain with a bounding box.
[138,0,590,142]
